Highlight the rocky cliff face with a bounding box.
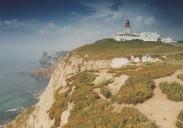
[7,51,161,128]
[24,52,113,128]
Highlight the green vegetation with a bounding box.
[48,40,183,127]
[96,79,114,98]
[6,39,183,127]
[48,72,98,127]
[168,53,183,61]
[176,111,183,128]
[178,111,183,122]
[100,87,112,98]
[68,72,100,112]
[112,75,155,104]
[74,39,183,60]
[64,103,157,128]
[96,79,114,87]
[48,39,183,127]
[67,71,96,85]
[160,82,183,101]
[48,71,157,127]
[6,107,34,128]
[48,87,70,127]
[108,63,181,78]
[177,74,183,81]
[49,72,97,127]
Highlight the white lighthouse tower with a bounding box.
[124,19,131,35]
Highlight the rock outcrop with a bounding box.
[31,67,54,79]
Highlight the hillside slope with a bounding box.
[6,39,183,128]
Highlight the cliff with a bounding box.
[6,39,183,128]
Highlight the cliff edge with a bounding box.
[6,39,183,128]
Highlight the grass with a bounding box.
[108,63,181,79]
[112,75,155,104]
[68,72,100,112]
[48,39,183,127]
[67,71,96,85]
[74,38,183,60]
[168,53,183,61]
[48,87,70,127]
[6,107,34,128]
[100,87,112,98]
[48,71,157,127]
[176,111,183,128]
[63,102,157,128]
[96,79,114,98]
[7,38,183,127]
[178,111,183,121]
[48,71,98,127]
[159,82,183,101]
[178,74,183,81]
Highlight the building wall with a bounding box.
[124,27,131,34]
[112,31,175,43]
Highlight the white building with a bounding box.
[139,32,160,42]
[112,19,176,43]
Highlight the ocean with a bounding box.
[0,53,49,126]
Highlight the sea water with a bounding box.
[0,53,49,125]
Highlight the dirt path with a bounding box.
[93,69,183,127]
[108,75,129,95]
[136,69,183,128]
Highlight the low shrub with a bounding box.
[63,102,157,128]
[67,71,96,85]
[101,87,112,98]
[176,111,183,128]
[177,74,183,81]
[74,38,183,60]
[159,82,183,101]
[96,79,114,98]
[168,53,183,61]
[68,71,99,111]
[108,63,180,79]
[48,87,69,127]
[48,72,97,127]
[49,71,158,127]
[70,85,100,111]
[6,107,34,128]
[96,79,114,87]
[112,75,155,104]
[178,111,183,121]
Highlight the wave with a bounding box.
[6,107,24,113]
[0,107,24,126]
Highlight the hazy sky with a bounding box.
[0,0,183,55]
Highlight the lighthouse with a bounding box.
[124,19,131,35]
[112,19,176,43]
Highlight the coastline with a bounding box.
[1,87,45,126]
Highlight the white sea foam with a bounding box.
[6,107,24,113]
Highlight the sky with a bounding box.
[0,0,183,57]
